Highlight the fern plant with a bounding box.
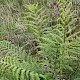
[39,0,80,79]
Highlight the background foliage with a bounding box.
[0,0,80,80]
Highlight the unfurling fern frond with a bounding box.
[39,0,80,79]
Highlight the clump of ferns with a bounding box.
[39,0,80,79]
[0,55,47,80]
[21,3,49,55]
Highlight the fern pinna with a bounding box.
[39,0,80,79]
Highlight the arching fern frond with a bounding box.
[0,55,47,80]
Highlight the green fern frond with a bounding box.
[39,0,80,79]
[0,56,46,80]
[21,3,49,37]
[0,40,47,79]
